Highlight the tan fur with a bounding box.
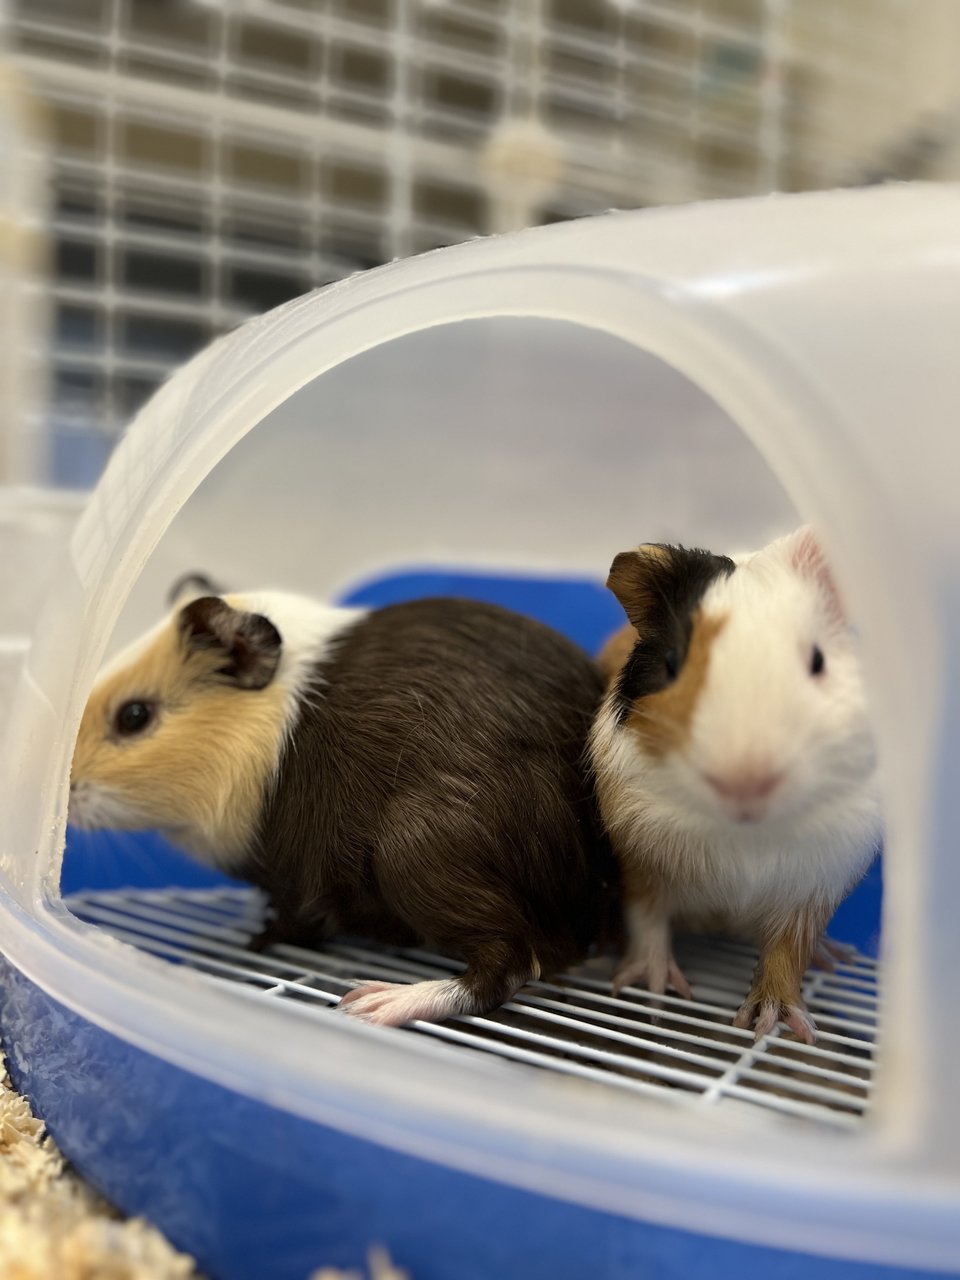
[625,612,726,758]
[71,617,287,860]
[750,931,807,1012]
[616,852,690,903]
[596,622,636,685]
[738,901,830,1019]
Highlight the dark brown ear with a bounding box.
[178,597,282,691]
[606,544,674,632]
[606,543,735,633]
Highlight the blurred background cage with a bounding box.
[3,0,960,487]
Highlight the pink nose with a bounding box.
[705,768,784,807]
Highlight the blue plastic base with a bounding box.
[0,959,941,1280]
[61,566,883,956]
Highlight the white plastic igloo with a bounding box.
[1,185,958,1280]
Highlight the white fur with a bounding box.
[338,978,470,1026]
[614,894,691,998]
[69,779,146,833]
[591,529,883,938]
[223,590,366,738]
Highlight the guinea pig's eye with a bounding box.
[664,649,680,682]
[810,645,826,677]
[115,700,155,736]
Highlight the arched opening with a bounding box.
[61,315,886,1138]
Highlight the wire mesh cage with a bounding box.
[67,884,878,1129]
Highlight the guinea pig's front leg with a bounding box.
[733,905,828,1045]
[613,881,691,1000]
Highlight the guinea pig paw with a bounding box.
[811,937,856,972]
[733,998,777,1040]
[781,1004,817,1045]
[613,957,692,1000]
[339,981,395,1010]
[338,977,466,1027]
[733,998,817,1046]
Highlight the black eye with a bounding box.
[115,700,154,736]
[664,649,679,682]
[810,645,826,677]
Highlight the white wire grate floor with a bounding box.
[66,886,877,1130]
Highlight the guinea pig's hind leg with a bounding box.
[339,944,531,1028]
[338,978,471,1026]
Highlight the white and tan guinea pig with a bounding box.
[70,589,614,1028]
[590,526,881,1044]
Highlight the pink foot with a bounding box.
[338,978,467,1027]
[338,980,392,1009]
[733,997,817,1045]
[613,955,692,1000]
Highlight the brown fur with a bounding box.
[617,859,669,915]
[73,593,619,1024]
[625,611,726,758]
[242,598,618,1015]
[597,622,636,685]
[605,544,671,631]
[71,616,287,861]
[617,848,712,904]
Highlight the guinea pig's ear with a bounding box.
[607,544,736,631]
[786,526,845,624]
[167,571,226,609]
[606,544,674,630]
[178,597,282,690]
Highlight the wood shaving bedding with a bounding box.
[0,1045,198,1279]
[0,1042,408,1280]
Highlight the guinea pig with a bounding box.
[589,527,881,1044]
[70,592,614,1027]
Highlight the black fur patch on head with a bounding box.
[178,596,282,691]
[607,544,735,723]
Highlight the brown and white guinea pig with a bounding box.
[590,527,882,1045]
[70,591,614,1027]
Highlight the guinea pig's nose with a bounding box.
[705,767,784,806]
